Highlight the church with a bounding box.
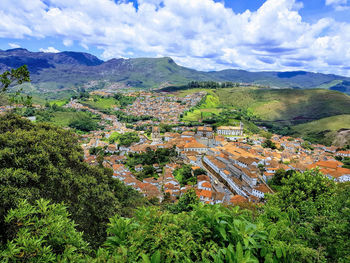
[217,122,244,136]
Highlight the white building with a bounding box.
[217,122,244,136]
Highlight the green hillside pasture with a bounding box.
[291,114,350,145]
[80,96,119,110]
[293,114,350,133]
[49,111,96,127]
[182,92,221,122]
[214,88,350,122]
[49,99,69,106]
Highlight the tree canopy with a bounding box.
[0,114,145,249]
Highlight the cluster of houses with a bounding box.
[9,91,347,206]
[80,117,350,205]
[124,91,205,124]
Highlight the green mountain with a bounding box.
[1,48,350,93]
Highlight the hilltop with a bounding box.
[1,48,350,93]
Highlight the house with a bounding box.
[251,184,272,199]
[181,131,195,138]
[153,163,162,173]
[217,122,244,136]
[336,151,350,158]
[196,189,213,204]
[197,178,212,191]
[183,141,208,154]
[152,126,160,140]
[135,164,143,172]
[230,195,248,205]
[196,126,213,138]
[212,192,225,204]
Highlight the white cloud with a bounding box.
[63,39,73,46]
[8,43,21,48]
[39,46,60,53]
[0,0,350,76]
[325,0,349,10]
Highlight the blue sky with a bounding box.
[1,0,350,76]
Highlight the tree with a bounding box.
[168,189,199,213]
[263,169,350,262]
[0,114,145,248]
[262,139,277,149]
[1,199,89,262]
[0,65,30,93]
[0,65,31,106]
[69,114,98,132]
[193,168,207,177]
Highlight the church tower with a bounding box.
[239,121,244,136]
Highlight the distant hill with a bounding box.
[1,48,350,93]
[291,115,350,147]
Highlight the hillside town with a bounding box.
[57,91,350,206]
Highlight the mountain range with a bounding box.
[1,48,350,93]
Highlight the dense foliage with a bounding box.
[68,113,99,131]
[173,164,197,186]
[109,132,140,147]
[261,139,277,149]
[0,114,145,249]
[111,110,155,123]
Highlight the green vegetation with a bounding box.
[18,104,101,132]
[0,114,145,249]
[78,94,136,111]
[262,139,277,149]
[1,114,350,262]
[109,132,140,147]
[126,148,177,180]
[110,110,155,123]
[182,92,222,122]
[173,164,197,186]
[0,65,31,105]
[69,113,99,132]
[48,98,69,106]
[1,199,89,262]
[80,96,118,110]
[292,114,350,146]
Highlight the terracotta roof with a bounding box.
[197,174,210,182]
[308,160,343,170]
[184,141,207,149]
[196,189,212,199]
[254,184,272,193]
[217,126,242,130]
[201,181,212,188]
[230,195,248,204]
[197,126,213,132]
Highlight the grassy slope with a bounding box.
[182,91,221,122]
[176,87,350,144]
[49,111,93,127]
[213,88,350,122]
[80,96,119,110]
[292,115,350,146]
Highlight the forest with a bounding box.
[0,114,349,262]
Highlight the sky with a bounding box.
[1,0,350,76]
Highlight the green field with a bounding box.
[182,92,222,122]
[79,96,119,110]
[292,115,350,145]
[181,87,350,124]
[213,88,350,122]
[48,111,96,127]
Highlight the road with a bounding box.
[196,158,233,203]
